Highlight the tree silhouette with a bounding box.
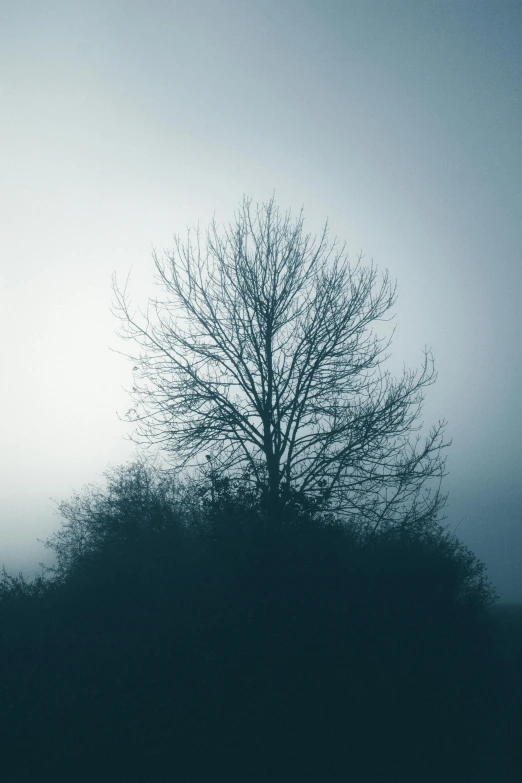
[0,196,516,781]
[114,196,448,530]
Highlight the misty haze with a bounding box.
[1,2,521,781]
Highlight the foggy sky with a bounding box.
[1,1,521,599]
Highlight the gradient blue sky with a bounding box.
[1,1,521,598]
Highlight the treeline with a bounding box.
[0,461,518,781]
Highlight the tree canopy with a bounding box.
[114,196,448,532]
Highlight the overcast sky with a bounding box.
[1,0,521,599]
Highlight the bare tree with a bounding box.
[113,197,448,533]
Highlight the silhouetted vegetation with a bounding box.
[2,199,519,780]
[1,461,519,782]
[113,197,448,528]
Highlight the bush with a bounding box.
[0,462,513,782]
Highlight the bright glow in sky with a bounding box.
[1,1,521,598]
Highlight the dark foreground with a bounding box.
[1,484,520,782]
